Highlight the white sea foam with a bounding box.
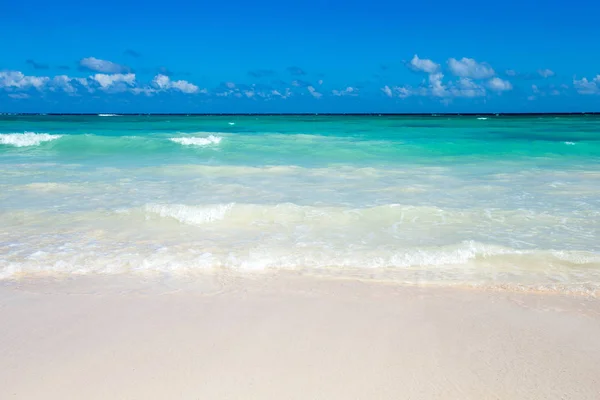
[477,117,488,120]
[169,135,222,146]
[0,132,63,147]
[144,203,233,225]
[98,114,119,117]
[565,141,576,145]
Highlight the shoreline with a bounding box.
[2,273,600,399]
[3,269,599,298]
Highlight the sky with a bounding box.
[1,0,600,113]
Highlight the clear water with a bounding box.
[1,115,599,293]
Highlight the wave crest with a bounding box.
[0,132,63,147]
[144,203,233,225]
[169,135,222,146]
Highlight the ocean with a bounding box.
[1,114,599,293]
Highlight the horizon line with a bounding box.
[2,112,600,117]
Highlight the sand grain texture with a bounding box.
[1,275,599,399]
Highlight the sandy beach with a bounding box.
[1,273,599,399]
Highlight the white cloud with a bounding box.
[0,69,205,97]
[384,75,487,99]
[428,73,448,97]
[244,90,255,98]
[51,75,77,93]
[92,73,136,89]
[271,88,292,99]
[130,87,157,96]
[0,71,49,90]
[381,85,393,97]
[332,86,358,96]
[318,79,324,85]
[451,78,486,97]
[307,86,322,98]
[532,84,539,93]
[448,57,495,79]
[225,82,236,89]
[505,69,517,77]
[487,77,513,91]
[573,76,600,95]
[538,69,555,78]
[409,55,440,74]
[396,87,411,98]
[171,80,201,94]
[8,93,30,99]
[151,74,203,94]
[79,57,129,73]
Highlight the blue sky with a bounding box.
[1,0,600,113]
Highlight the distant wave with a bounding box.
[477,117,488,120]
[169,135,222,146]
[0,132,63,147]
[98,114,120,117]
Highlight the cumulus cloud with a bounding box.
[487,77,513,91]
[0,68,209,97]
[79,57,130,73]
[382,74,488,99]
[452,77,486,97]
[271,88,292,99]
[91,73,136,89]
[307,86,322,98]
[573,75,600,94]
[538,69,555,78]
[0,71,49,90]
[409,55,440,74]
[448,57,495,79]
[51,75,77,93]
[332,87,358,96]
[214,82,281,99]
[381,85,393,97]
[428,73,448,97]
[287,66,306,76]
[152,74,204,94]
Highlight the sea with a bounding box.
[1,114,599,294]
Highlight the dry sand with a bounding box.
[1,273,599,399]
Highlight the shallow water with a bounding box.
[1,115,599,293]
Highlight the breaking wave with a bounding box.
[169,135,222,146]
[0,132,63,147]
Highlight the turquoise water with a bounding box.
[1,115,600,293]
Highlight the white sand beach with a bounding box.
[1,273,599,399]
